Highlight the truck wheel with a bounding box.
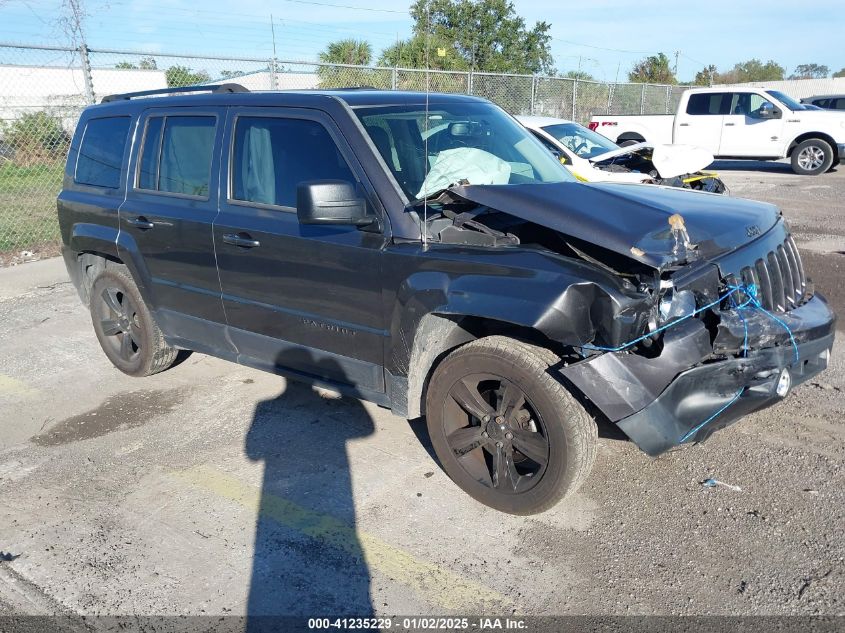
[618,137,643,147]
[425,336,597,515]
[89,267,178,377]
[791,139,834,175]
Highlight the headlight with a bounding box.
[659,289,696,323]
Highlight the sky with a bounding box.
[1,0,843,82]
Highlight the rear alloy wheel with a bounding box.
[90,267,178,377]
[791,139,834,175]
[425,336,597,515]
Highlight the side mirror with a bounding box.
[296,180,373,226]
[755,102,781,119]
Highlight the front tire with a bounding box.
[791,139,834,175]
[425,336,597,515]
[89,267,178,377]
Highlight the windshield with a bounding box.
[766,90,807,111]
[355,102,574,200]
[541,122,620,159]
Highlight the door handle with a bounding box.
[678,123,689,127]
[724,123,735,127]
[127,216,155,230]
[222,233,261,248]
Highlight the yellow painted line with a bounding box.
[0,375,38,398]
[173,465,512,612]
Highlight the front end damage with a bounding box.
[417,182,836,456]
[560,222,836,456]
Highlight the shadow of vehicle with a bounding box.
[710,159,795,174]
[244,351,375,630]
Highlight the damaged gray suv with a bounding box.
[58,86,836,514]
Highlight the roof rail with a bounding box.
[101,83,249,104]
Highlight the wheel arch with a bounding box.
[616,132,646,145]
[786,132,837,157]
[402,313,570,420]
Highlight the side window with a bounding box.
[834,99,845,110]
[231,116,356,208]
[530,131,566,162]
[686,93,728,115]
[136,115,216,197]
[748,94,771,115]
[75,116,131,188]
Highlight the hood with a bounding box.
[590,143,715,179]
[447,182,781,269]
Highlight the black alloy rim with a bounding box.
[97,286,141,362]
[442,373,550,494]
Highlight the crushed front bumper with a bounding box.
[561,293,836,456]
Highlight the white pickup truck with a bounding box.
[590,87,845,175]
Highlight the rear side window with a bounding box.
[75,116,131,188]
[231,116,355,208]
[686,93,729,115]
[136,115,216,197]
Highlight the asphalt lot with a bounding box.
[0,162,843,623]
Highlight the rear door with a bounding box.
[213,107,388,392]
[718,92,785,157]
[673,92,728,153]
[120,108,229,349]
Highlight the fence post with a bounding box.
[665,85,671,113]
[571,78,577,121]
[468,70,473,95]
[606,83,614,114]
[530,75,536,114]
[79,43,96,104]
[269,58,278,90]
[640,83,646,114]
[392,67,398,90]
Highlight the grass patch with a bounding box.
[0,161,64,251]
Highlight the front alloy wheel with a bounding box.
[426,336,597,514]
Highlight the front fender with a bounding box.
[387,266,651,378]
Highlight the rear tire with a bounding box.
[791,139,834,175]
[618,137,643,147]
[89,267,178,377]
[425,336,597,515]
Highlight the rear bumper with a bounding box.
[562,293,836,456]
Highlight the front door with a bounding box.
[120,109,229,350]
[718,92,785,157]
[213,108,388,392]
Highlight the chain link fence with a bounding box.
[0,41,690,256]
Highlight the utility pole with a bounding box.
[673,50,680,77]
[269,14,278,89]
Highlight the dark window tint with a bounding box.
[75,116,130,188]
[159,117,215,196]
[834,98,845,110]
[137,116,164,190]
[232,116,355,208]
[686,93,729,115]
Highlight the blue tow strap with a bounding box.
[578,282,800,444]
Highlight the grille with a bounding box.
[724,235,807,312]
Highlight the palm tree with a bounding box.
[319,39,373,66]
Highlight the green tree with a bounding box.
[628,53,676,84]
[834,67,845,78]
[562,70,594,81]
[789,63,829,79]
[692,64,718,86]
[115,58,155,71]
[319,39,373,66]
[165,65,211,87]
[381,0,553,75]
[718,59,785,83]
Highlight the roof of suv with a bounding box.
[92,87,487,111]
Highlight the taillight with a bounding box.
[587,122,599,131]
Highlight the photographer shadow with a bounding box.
[244,350,375,630]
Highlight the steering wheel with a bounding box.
[572,141,588,155]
